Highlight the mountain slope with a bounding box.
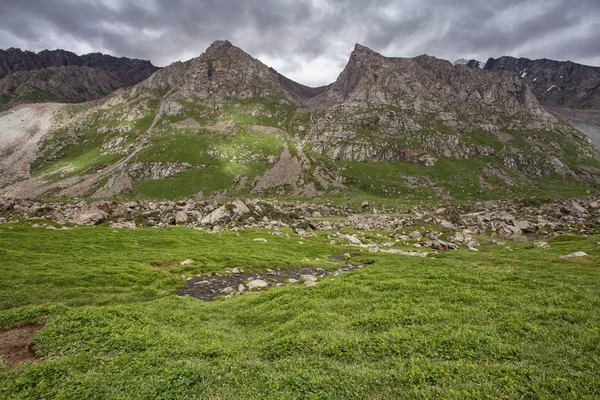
[0,48,158,105]
[0,48,158,84]
[484,56,600,110]
[0,66,128,104]
[1,41,599,201]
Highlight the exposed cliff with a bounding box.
[484,56,600,110]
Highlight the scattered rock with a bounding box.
[344,234,362,246]
[110,221,136,229]
[560,251,588,259]
[180,259,194,266]
[409,230,422,240]
[533,241,551,249]
[385,249,431,257]
[300,275,317,283]
[247,279,269,290]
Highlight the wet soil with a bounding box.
[0,324,41,366]
[179,261,364,301]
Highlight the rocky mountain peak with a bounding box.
[352,43,381,57]
[202,40,235,60]
[134,40,292,101]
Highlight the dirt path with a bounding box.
[61,93,172,197]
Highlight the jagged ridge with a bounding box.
[484,56,600,110]
[1,40,599,202]
[0,48,159,105]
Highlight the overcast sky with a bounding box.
[1,0,599,86]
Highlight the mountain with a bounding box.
[484,56,600,110]
[453,58,483,69]
[0,48,158,105]
[1,41,598,201]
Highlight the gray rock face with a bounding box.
[0,48,158,85]
[316,45,546,121]
[133,40,296,103]
[0,66,125,105]
[484,56,600,110]
[0,47,158,105]
[296,44,566,166]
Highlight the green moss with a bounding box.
[463,130,504,151]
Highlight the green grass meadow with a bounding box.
[1,224,599,398]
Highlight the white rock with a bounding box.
[532,241,550,249]
[385,249,430,257]
[560,251,587,259]
[345,234,362,246]
[253,238,267,242]
[247,279,269,290]
[180,259,194,266]
[300,275,318,282]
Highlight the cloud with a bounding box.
[0,0,599,86]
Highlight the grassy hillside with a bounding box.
[8,92,600,202]
[1,224,599,398]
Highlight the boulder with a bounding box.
[514,220,533,233]
[175,211,188,224]
[438,219,456,230]
[409,230,422,240]
[562,201,587,217]
[200,205,231,225]
[247,279,269,290]
[431,239,459,251]
[69,205,107,226]
[345,234,363,246]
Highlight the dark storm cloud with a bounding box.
[1,0,599,86]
